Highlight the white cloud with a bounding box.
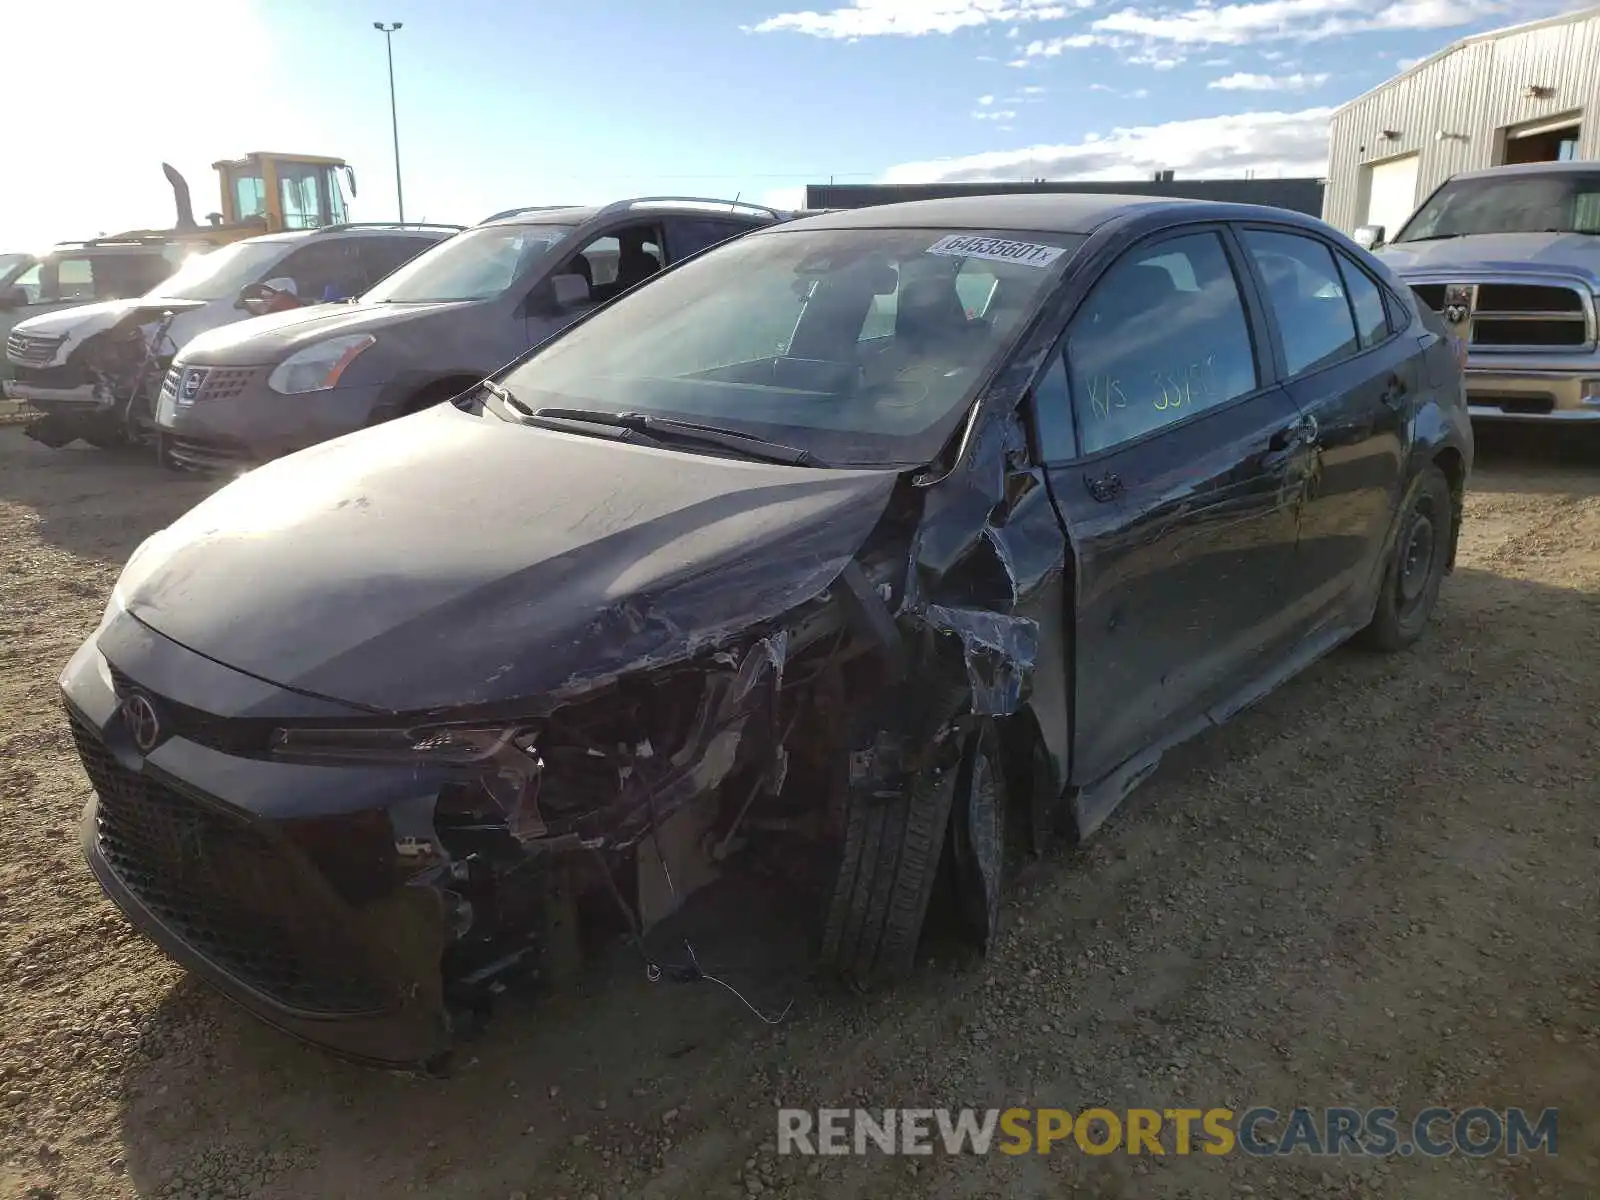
[745,0,1082,38]
[1022,84,1049,94]
[974,108,1022,118]
[1397,54,1426,68]
[1019,32,1100,55]
[1009,0,1535,66]
[881,106,1335,184]
[979,94,997,104]
[1091,0,1515,47]
[1208,70,1331,90]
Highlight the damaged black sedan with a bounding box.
[61,195,1472,1068]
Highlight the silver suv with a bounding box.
[154,198,787,470]
[1359,160,1600,427]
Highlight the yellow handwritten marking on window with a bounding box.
[1087,374,1130,420]
[1152,355,1218,413]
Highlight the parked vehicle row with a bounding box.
[58,191,1473,1069]
[6,197,787,461]
[6,222,461,449]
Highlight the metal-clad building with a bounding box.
[806,177,1326,216]
[1325,5,1600,234]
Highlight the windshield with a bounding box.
[360,224,576,303]
[493,226,1081,467]
[1396,171,1600,241]
[0,253,32,287]
[152,240,292,301]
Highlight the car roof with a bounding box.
[477,199,785,230]
[1449,159,1600,182]
[769,193,1235,235]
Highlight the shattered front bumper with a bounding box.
[62,620,459,1068]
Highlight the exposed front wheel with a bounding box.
[1360,465,1453,652]
[820,749,957,985]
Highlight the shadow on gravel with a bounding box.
[0,428,219,565]
[1471,424,1600,494]
[115,869,827,1199]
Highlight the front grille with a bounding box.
[6,331,66,367]
[1407,279,1592,350]
[165,364,266,405]
[68,706,389,1015]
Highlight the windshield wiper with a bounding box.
[1396,233,1467,243]
[532,407,820,466]
[480,379,536,417]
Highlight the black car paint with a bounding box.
[63,198,1471,1067]
[121,408,897,713]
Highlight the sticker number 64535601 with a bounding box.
[927,235,1067,268]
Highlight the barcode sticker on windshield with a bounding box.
[927,235,1065,268]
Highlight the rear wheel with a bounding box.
[1360,465,1452,652]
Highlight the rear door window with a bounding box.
[1065,230,1259,455]
[272,241,366,302]
[663,218,755,262]
[357,236,439,288]
[1240,228,1361,376]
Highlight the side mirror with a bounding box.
[1353,224,1386,250]
[237,277,299,315]
[0,286,27,311]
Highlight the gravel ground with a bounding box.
[0,425,1596,1200]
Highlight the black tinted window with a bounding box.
[1030,351,1075,461]
[1066,231,1258,455]
[1336,251,1390,349]
[359,236,437,286]
[273,241,366,301]
[1241,229,1360,376]
[666,218,754,260]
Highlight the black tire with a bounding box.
[820,696,967,985]
[1359,464,1452,652]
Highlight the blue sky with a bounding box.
[4,0,1587,247]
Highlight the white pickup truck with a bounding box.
[1357,160,1600,427]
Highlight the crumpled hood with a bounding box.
[177,299,471,364]
[117,402,898,713]
[1378,232,1600,290]
[11,296,208,341]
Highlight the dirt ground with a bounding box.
[0,424,1596,1200]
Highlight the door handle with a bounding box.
[1268,412,1318,453]
[1085,471,1123,503]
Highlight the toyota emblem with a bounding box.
[123,692,162,753]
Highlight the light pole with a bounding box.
[374,21,405,223]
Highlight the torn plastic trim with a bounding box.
[915,604,1039,718]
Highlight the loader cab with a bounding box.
[213,153,356,232]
